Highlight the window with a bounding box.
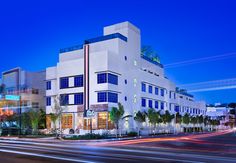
[74,93,83,105]
[148,85,152,94]
[148,100,153,108]
[169,91,171,98]
[46,81,51,90]
[32,102,39,108]
[141,83,146,92]
[46,97,51,106]
[97,73,107,84]
[125,56,127,61]
[174,93,176,99]
[124,79,127,84]
[97,73,118,85]
[74,75,83,87]
[60,77,69,89]
[108,73,118,85]
[108,92,118,103]
[98,92,107,102]
[161,89,164,97]
[155,101,158,109]
[155,87,159,95]
[175,106,180,112]
[60,94,69,106]
[61,114,72,129]
[141,98,146,107]
[161,102,164,109]
[32,89,39,94]
[124,96,127,101]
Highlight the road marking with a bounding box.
[0,148,101,163]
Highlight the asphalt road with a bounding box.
[0,130,236,163]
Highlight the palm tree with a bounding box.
[182,113,190,132]
[134,111,146,136]
[161,111,174,133]
[175,112,182,133]
[190,116,197,132]
[110,103,131,137]
[147,108,162,135]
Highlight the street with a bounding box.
[0,130,236,163]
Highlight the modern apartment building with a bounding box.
[0,67,46,114]
[46,21,206,134]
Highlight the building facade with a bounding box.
[46,22,206,134]
[0,67,46,115]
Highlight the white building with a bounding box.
[46,21,206,134]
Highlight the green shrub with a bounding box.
[63,133,108,140]
[127,131,138,137]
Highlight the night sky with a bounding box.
[0,0,235,104]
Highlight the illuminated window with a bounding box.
[98,112,107,129]
[46,115,51,129]
[133,78,137,87]
[62,114,72,129]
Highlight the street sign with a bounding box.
[5,95,20,101]
[86,110,95,118]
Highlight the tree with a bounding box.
[175,112,182,124]
[147,108,162,134]
[182,113,190,132]
[49,95,67,138]
[109,103,131,137]
[134,111,146,136]
[161,111,174,133]
[162,111,174,124]
[38,109,46,129]
[190,116,198,132]
[29,109,40,135]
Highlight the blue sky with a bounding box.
[0,0,235,104]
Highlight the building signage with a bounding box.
[86,110,95,118]
[5,95,20,101]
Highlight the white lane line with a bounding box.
[0,149,101,163]
[0,145,203,163]
[1,140,236,162]
[1,145,204,163]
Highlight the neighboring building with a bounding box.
[206,104,233,127]
[46,21,206,134]
[0,67,46,114]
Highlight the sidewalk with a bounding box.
[0,131,223,143]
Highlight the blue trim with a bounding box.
[60,44,83,53]
[178,92,194,98]
[141,55,164,68]
[59,33,127,53]
[84,33,127,44]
